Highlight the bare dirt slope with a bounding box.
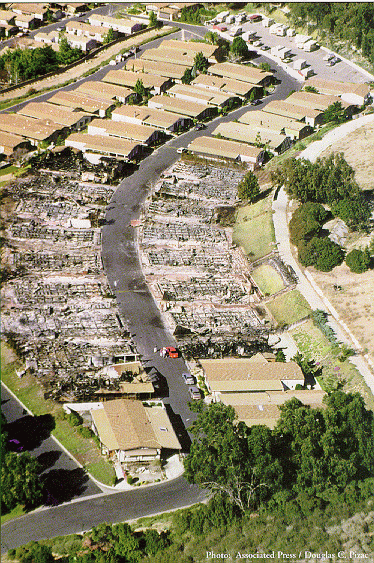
[320,120,374,190]
[310,121,374,361]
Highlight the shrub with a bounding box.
[77,426,93,439]
[66,411,83,427]
[237,171,260,202]
[298,236,345,271]
[345,248,371,273]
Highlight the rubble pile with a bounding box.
[139,162,267,338]
[1,165,137,401]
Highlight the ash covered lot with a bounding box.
[1,149,140,402]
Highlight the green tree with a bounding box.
[1,451,43,512]
[14,542,54,563]
[57,36,82,65]
[324,101,348,124]
[259,62,271,72]
[181,67,193,84]
[345,248,371,273]
[289,202,329,245]
[134,78,147,98]
[184,402,280,511]
[275,349,286,362]
[148,10,157,27]
[298,236,345,271]
[103,27,115,44]
[204,31,220,45]
[331,196,371,230]
[230,37,249,59]
[194,51,209,73]
[237,171,260,202]
[304,85,319,93]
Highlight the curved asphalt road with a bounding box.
[1,476,205,552]
[1,27,300,553]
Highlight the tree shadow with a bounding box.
[164,405,191,453]
[42,468,89,505]
[5,414,56,451]
[37,450,62,472]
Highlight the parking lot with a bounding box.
[210,15,371,84]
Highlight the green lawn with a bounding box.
[251,264,285,296]
[233,207,276,261]
[0,504,27,525]
[290,320,374,411]
[266,289,311,326]
[0,165,17,177]
[1,342,115,487]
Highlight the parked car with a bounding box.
[195,123,206,130]
[323,52,334,61]
[189,386,201,400]
[182,372,195,385]
[177,147,187,154]
[251,99,262,106]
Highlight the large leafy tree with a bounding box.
[184,403,281,511]
[1,450,43,512]
[345,248,371,273]
[193,51,209,73]
[237,171,260,202]
[230,36,249,59]
[298,236,345,271]
[184,392,374,512]
[289,202,329,245]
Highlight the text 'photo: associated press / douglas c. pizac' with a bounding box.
[1,1,374,562]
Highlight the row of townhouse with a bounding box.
[2,38,371,167]
[198,354,326,429]
[0,3,87,36]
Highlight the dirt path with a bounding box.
[0,28,176,104]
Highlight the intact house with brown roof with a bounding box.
[196,354,325,429]
[199,354,305,397]
[208,61,274,88]
[261,99,325,127]
[0,113,63,146]
[66,35,97,52]
[87,118,161,145]
[111,104,192,133]
[148,95,216,121]
[124,58,190,83]
[14,12,38,29]
[65,132,143,161]
[187,136,266,170]
[239,109,313,141]
[47,90,115,118]
[305,77,372,106]
[0,131,31,159]
[103,69,172,96]
[75,80,137,104]
[90,399,181,463]
[65,20,116,42]
[168,83,240,109]
[212,121,293,155]
[87,14,143,35]
[11,3,48,21]
[191,74,259,99]
[17,101,92,132]
[160,39,220,64]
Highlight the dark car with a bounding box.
[195,123,207,130]
[182,372,195,385]
[251,99,262,106]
